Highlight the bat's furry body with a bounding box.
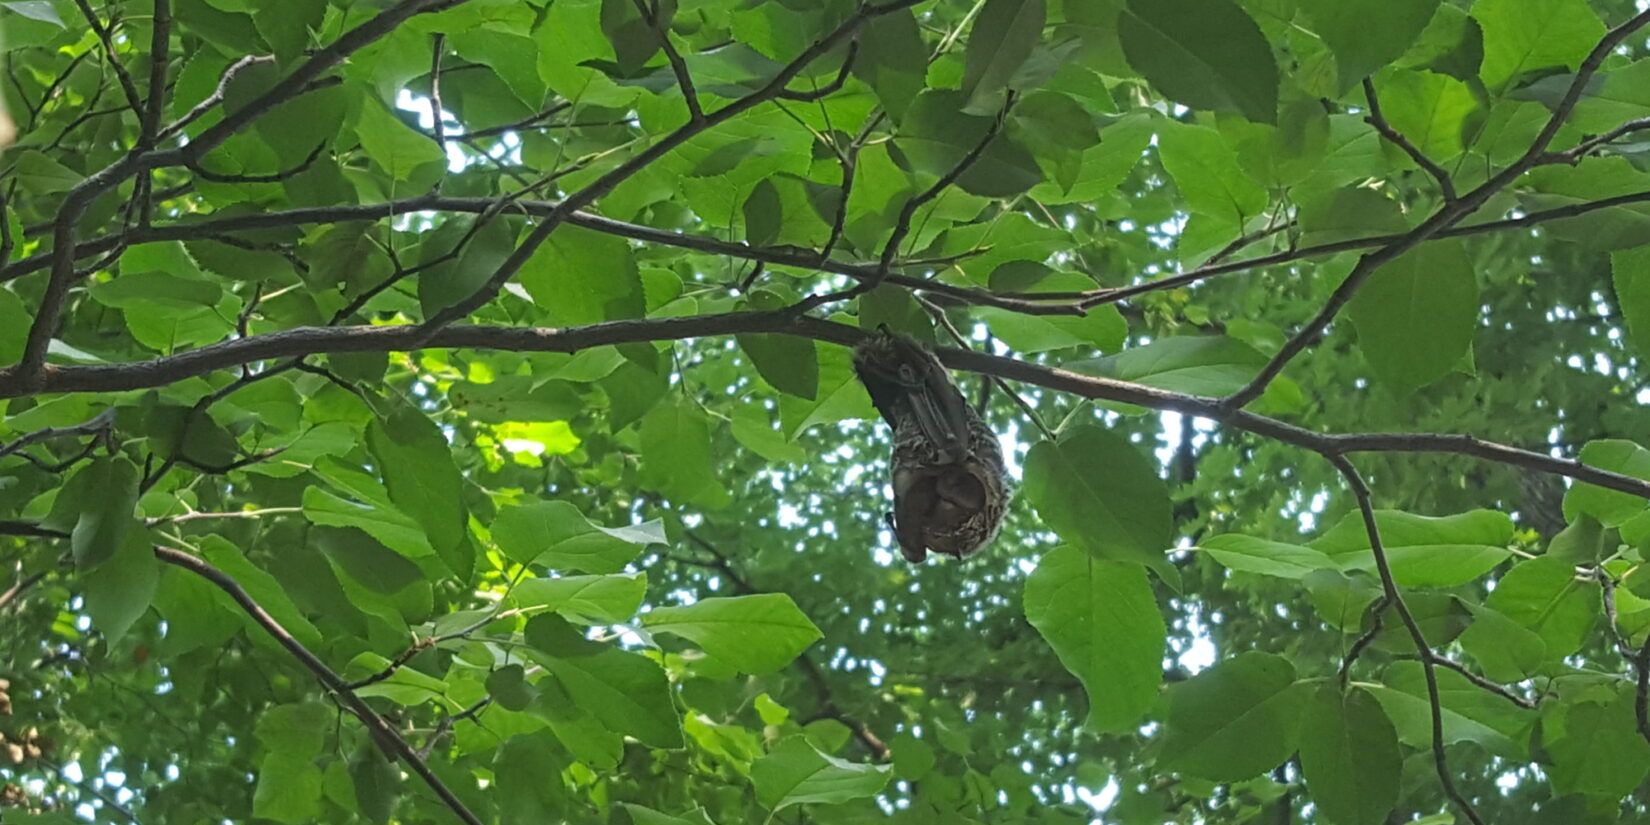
[853,330,1008,563]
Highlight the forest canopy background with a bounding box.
[7,0,1650,823]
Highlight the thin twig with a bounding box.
[158,55,276,140]
[1326,455,1484,825]
[635,0,702,121]
[1362,78,1456,201]
[1427,656,1535,710]
[72,0,146,121]
[1637,632,1650,747]
[917,293,1054,440]
[429,34,448,147]
[791,95,1013,314]
[1337,596,1390,684]
[0,408,115,462]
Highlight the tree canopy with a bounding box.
[7,0,1650,823]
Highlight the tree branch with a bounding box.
[635,0,703,121]
[414,0,923,337]
[794,94,1012,313]
[4,314,1649,503]
[1325,455,1484,825]
[1222,9,1650,409]
[153,546,487,825]
[0,408,115,462]
[1362,77,1456,201]
[71,0,146,123]
[11,0,472,389]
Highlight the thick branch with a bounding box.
[153,546,487,825]
[6,313,1650,502]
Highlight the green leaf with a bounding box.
[852,8,925,122]
[1346,239,1478,393]
[11,150,82,193]
[897,90,1043,198]
[751,736,893,811]
[526,624,684,749]
[1473,0,1606,89]
[742,179,783,247]
[1008,91,1100,193]
[600,0,674,75]
[92,271,222,311]
[1396,5,1483,82]
[70,456,140,567]
[1302,0,1440,93]
[1368,68,1477,163]
[493,732,567,821]
[200,536,325,652]
[492,500,662,573]
[1023,548,1164,732]
[348,745,399,825]
[640,398,732,509]
[1303,568,1383,631]
[1547,690,1650,803]
[1483,556,1599,660]
[1067,335,1303,413]
[82,530,158,644]
[1564,440,1650,527]
[1156,121,1267,224]
[510,573,647,623]
[354,99,445,183]
[255,703,331,757]
[1022,425,1174,579]
[730,404,805,463]
[620,804,714,825]
[487,664,540,711]
[2,1,62,26]
[1457,603,1547,682]
[1310,509,1512,587]
[1367,660,1535,758]
[450,29,545,109]
[419,214,517,319]
[528,677,623,769]
[1298,685,1401,825]
[643,593,822,673]
[1296,186,1407,248]
[976,305,1126,354]
[253,753,323,825]
[1158,652,1304,782]
[1197,534,1337,579]
[961,0,1047,115]
[1028,112,1153,204]
[1118,0,1278,123]
[151,565,241,656]
[737,332,819,400]
[522,224,646,325]
[1612,245,1650,358]
[891,733,935,781]
[366,404,473,579]
[313,527,434,624]
[302,486,434,561]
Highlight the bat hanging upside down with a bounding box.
[852,329,1008,563]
